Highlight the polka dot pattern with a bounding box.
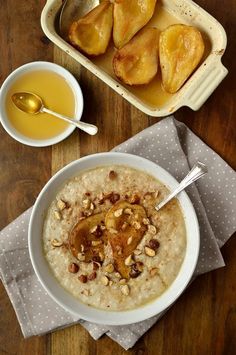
[0,117,235,350]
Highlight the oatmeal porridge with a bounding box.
[43,165,186,311]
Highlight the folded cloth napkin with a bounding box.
[0,117,235,350]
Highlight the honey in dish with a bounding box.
[92,6,210,108]
[5,70,75,140]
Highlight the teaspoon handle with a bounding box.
[42,107,98,136]
[155,162,208,211]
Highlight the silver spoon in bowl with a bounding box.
[155,162,208,211]
[12,92,98,136]
[59,0,100,39]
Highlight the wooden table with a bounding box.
[0,1,235,354]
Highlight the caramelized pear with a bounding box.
[113,28,159,85]
[159,24,205,93]
[113,0,157,49]
[68,1,113,56]
[105,201,147,278]
[69,212,107,262]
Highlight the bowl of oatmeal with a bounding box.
[28,152,199,324]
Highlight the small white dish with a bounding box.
[0,61,83,147]
[28,152,200,325]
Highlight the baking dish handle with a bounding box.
[183,59,228,111]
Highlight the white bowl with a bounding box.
[28,152,200,325]
[0,61,83,147]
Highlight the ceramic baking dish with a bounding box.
[41,0,228,117]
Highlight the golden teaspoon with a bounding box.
[11,92,98,136]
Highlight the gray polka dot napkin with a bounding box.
[0,116,235,350]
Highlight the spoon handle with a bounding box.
[42,107,98,136]
[155,161,208,211]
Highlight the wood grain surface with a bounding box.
[0,1,235,354]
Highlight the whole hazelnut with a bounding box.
[68,262,79,274]
[78,275,87,283]
[149,239,160,250]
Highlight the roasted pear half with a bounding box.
[113,0,157,49]
[159,24,205,93]
[105,201,147,278]
[113,28,159,85]
[69,212,107,262]
[68,1,113,56]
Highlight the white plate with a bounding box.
[28,152,200,325]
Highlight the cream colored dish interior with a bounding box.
[41,0,228,117]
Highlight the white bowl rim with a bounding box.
[28,152,200,325]
[0,61,83,147]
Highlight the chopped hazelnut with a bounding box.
[77,252,85,261]
[124,255,134,266]
[84,210,92,217]
[144,246,156,257]
[51,239,63,247]
[124,208,133,215]
[54,211,61,220]
[121,284,130,295]
[83,289,90,296]
[119,279,127,285]
[101,276,109,286]
[68,262,79,273]
[104,263,114,273]
[98,252,105,262]
[57,199,66,211]
[114,208,123,217]
[142,218,150,225]
[148,225,157,235]
[82,198,91,209]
